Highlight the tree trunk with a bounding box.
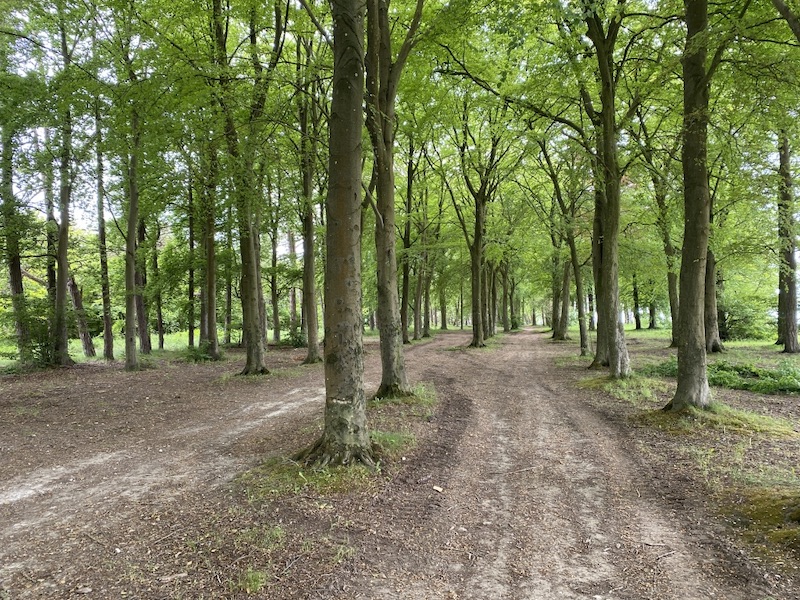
[68,274,96,358]
[551,252,561,336]
[778,131,800,352]
[649,298,657,329]
[124,124,139,371]
[188,175,196,348]
[224,204,233,346]
[704,248,724,353]
[271,220,280,344]
[288,231,298,337]
[202,144,220,359]
[152,239,165,351]
[423,272,431,338]
[95,100,114,361]
[135,219,151,354]
[501,264,510,333]
[1,126,30,364]
[667,0,712,411]
[439,286,448,330]
[211,0,271,375]
[554,261,571,340]
[401,148,413,344]
[298,0,373,466]
[53,24,74,368]
[632,273,642,330]
[413,268,423,340]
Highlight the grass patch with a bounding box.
[370,382,436,408]
[725,487,800,557]
[634,403,797,437]
[578,374,667,406]
[640,356,800,395]
[238,457,378,502]
[371,430,416,459]
[230,566,271,594]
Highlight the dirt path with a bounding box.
[0,329,793,598]
[342,329,782,599]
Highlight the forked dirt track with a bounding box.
[0,329,795,598]
[343,330,782,599]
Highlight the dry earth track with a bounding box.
[0,329,795,599]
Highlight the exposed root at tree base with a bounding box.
[374,384,414,400]
[294,436,377,470]
[239,366,270,376]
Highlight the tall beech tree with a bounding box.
[298,0,373,467]
[666,0,714,411]
[777,131,799,352]
[210,0,286,375]
[364,0,424,397]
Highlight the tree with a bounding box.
[298,0,373,467]
[667,0,715,411]
[210,0,286,375]
[364,0,424,397]
[777,131,799,352]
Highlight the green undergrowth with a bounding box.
[238,457,378,501]
[640,355,800,395]
[578,374,667,406]
[635,403,797,437]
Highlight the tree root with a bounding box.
[373,383,414,401]
[294,436,376,470]
[239,365,270,376]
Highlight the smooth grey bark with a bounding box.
[297,0,373,466]
[151,236,165,351]
[53,17,74,367]
[704,248,724,352]
[95,96,114,361]
[365,0,423,397]
[201,142,220,359]
[135,220,151,354]
[297,40,321,363]
[554,261,571,340]
[188,174,196,348]
[778,131,799,353]
[666,0,713,411]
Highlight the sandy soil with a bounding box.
[0,329,797,599]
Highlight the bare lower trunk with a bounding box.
[298,0,373,466]
[666,0,711,411]
[704,249,723,353]
[95,104,114,361]
[553,261,570,340]
[632,273,642,330]
[136,220,151,355]
[68,274,96,358]
[778,131,800,353]
[1,127,30,364]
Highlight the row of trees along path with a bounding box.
[4,0,800,464]
[0,330,788,597]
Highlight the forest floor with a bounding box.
[1,328,800,599]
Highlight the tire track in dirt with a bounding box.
[0,366,326,591]
[346,329,775,599]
